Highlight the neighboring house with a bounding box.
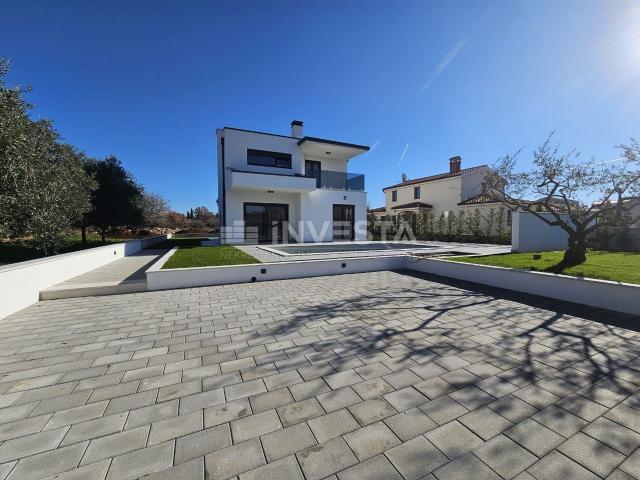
[382,156,508,225]
[367,206,387,219]
[217,121,369,243]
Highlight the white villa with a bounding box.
[377,156,508,224]
[216,121,369,243]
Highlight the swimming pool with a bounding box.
[267,242,435,255]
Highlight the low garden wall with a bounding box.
[146,248,639,316]
[406,256,640,316]
[147,249,405,290]
[0,235,168,319]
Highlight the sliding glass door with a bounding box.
[243,203,289,243]
[333,204,355,241]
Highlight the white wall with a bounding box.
[0,236,167,319]
[300,189,367,242]
[408,257,640,316]
[512,211,570,252]
[147,252,405,290]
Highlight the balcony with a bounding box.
[229,169,317,193]
[316,170,365,191]
[228,168,365,193]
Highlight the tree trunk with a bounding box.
[100,228,106,243]
[562,234,587,266]
[81,225,87,245]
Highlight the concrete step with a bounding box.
[40,280,147,300]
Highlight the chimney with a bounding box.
[449,156,461,174]
[291,120,303,138]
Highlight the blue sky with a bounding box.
[3,0,640,211]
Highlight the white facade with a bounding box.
[217,122,369,243]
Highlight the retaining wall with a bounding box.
[0,235,167,319]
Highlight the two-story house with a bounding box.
[381,156,506,221]
[217,121,369,243]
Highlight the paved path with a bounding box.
[0,271,639,479]
[40,249,168,300]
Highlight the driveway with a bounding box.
[0,271,638,479]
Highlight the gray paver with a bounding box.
[230,409,281,442]
[307,408,359,443]
[106,440,175,480]
[277,398,324,427]
[175,424,231,464]
[527,450,600,480]
[1,270,639,480]
[384,407,438,441]
[425,420,484,460]
[296,437,358,480]
[474,434,538,479]
[205,438,265,479]
[343,421,401,460]
[385,435,448,480]
[434,452,501,480]
[348,397,397,426]
[261,422,317,462]
[558,432,625,478]
[239,456,303,480]
[337,454,403,480]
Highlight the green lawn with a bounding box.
[162,245,261,269]
[0,235,127,266]
[449,250,640,284]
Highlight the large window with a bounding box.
[247,149,292,168]
[414,186,420,199]
[392,190,397,202]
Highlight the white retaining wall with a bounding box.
[146,251,639,316]
[0,235,167,319]
[407,256,640,316]
[512,211,570,252]
[147,249,405,290]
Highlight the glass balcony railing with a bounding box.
[310,170,365,191]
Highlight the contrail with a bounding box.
[419,36,469,95]
[398,143,410,165]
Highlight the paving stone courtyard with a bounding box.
[0,270,639,480]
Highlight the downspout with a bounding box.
[221,136,227,235]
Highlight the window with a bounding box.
[392,190,397,202]
[507,210,512,226]
[414,186,420,199]
[247,149,292,168]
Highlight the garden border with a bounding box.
[0,235,168,319]
[146,249,639,315]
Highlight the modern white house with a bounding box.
[379,156,509,225]
[216,121,369,243]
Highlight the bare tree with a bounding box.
[485,135,640,266]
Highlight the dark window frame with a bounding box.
[413,186,420,199]
[247,149,292,169]
[391,190,397,202]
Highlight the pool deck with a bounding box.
[238,241,510,263]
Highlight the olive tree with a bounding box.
[485,136,640,266]
[0,58,94,254]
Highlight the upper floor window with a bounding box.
[414,186,420,199]
[247,149,292,169]
[392,190,397,202]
